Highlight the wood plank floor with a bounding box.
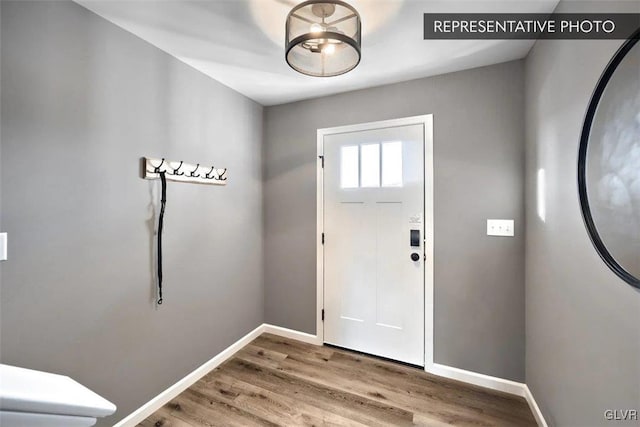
[139,333,537,426]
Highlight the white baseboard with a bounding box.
[427,363,527,397]
[115,324,547,427]
[262,323,322,345]
[113,324,265,427]
[524,385,549,427]
[427,363,548,427]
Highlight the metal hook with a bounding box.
[173,161,184,176]
[190,164,201,178]
[154,158,166,173]
[218,168,228,181]
[205,166,216,179]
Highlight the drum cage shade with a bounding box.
[285,0,361,77]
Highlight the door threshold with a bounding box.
[323,342,424,370]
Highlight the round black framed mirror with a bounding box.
[578,29,640,289]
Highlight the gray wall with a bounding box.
[0,2,263,425]
[264,60,526,381]
[524,1,640,425]
[0,0,3,327]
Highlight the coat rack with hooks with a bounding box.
[144,156,228,305]
[143,157,227,185]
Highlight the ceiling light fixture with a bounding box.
[285,0,361,77]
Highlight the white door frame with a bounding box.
[316,114,434,369]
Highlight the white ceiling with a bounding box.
[76,0,559,106]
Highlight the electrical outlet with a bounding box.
[0,233,6,261]
[487,219,514,237]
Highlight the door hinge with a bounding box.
[319,155,324,168]
[321,233,325,244]
[321,309,325,321]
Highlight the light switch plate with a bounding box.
[0,233,6,261]
[487,219,514,237]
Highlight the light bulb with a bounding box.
[310,23,324,34]
[322,43,335,55]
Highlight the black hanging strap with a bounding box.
[157,171,167,305]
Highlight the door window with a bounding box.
[340,142,404,189]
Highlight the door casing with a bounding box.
[316,115,434,370]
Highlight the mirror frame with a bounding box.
[578,29,640,289]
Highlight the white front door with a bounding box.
[322,123,426,366]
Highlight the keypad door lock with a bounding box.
[410,229,420,247]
